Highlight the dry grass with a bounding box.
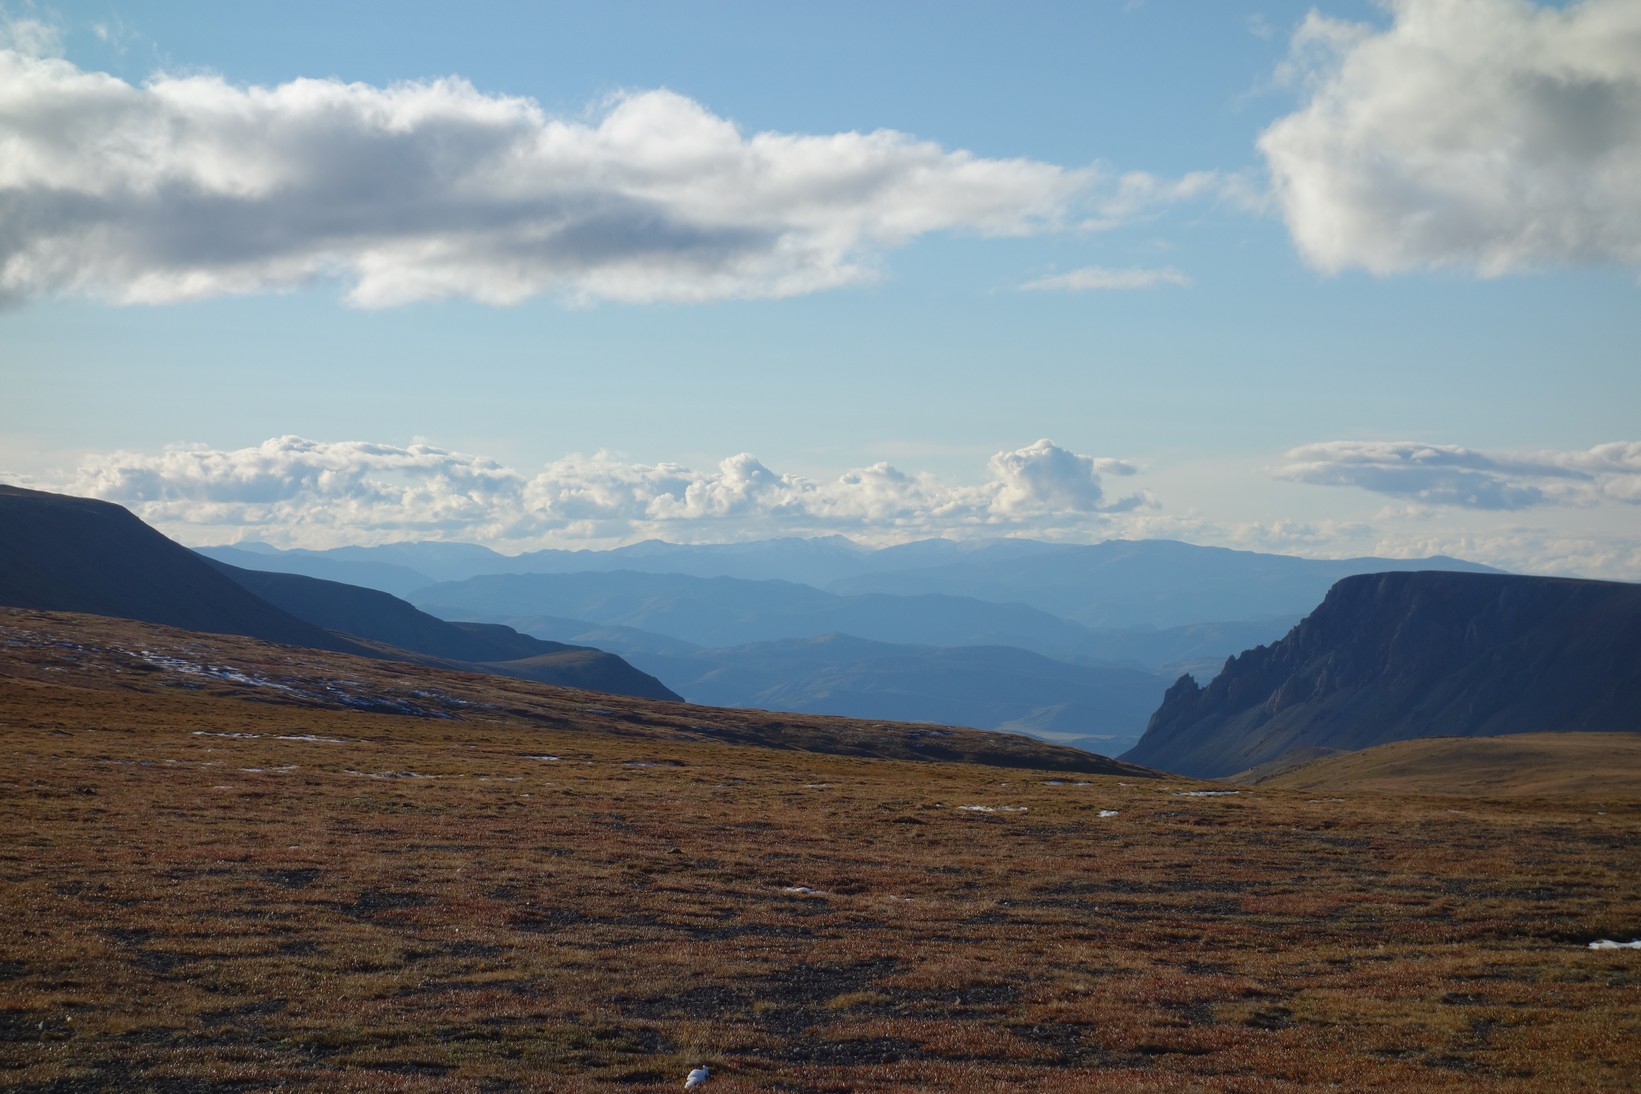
[1245,732,1641,798]
[2,609,1639,1091]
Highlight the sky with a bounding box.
[3,0,1639,579]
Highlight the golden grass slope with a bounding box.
[1241,733,1641,798]
[2,609,1640,1091]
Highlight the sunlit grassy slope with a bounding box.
[3,608,1639,1091]
[1240,732,1641,798]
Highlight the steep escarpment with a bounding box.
[1123,571,1641,778]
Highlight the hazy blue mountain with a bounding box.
[513,535,874,586]
[196,544,435,599]
[522,630,1163,755]
[308,541,520,583]
[203,540,519,585]
[1124,571,1641,778]
[411,570,1104,654]
[212,535,1497,634]
[1064,618,1300,676]
[209,561,680,701]
[822,539,1502,629]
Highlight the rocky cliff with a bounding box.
[1122,571,1641,778]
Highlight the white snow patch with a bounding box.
[960,805,1028,813]
[1098,810,1120,818]
[192,730,348,744]
[1589,939,1641,950]
[783,886,825,895]
[1174,790,1241,797]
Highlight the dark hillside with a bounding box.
[0,485,370,655]
[1125,570,1641,778]
[209,560,680,701]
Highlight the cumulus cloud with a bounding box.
[1019,265,1191,292]
[987,439,1143,513]
[54,436,1149,547]
[0,39,1218,307]
[1277,440,1641,509]
[1259,0,1641,277]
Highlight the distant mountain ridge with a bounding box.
[411,570,1106,656]
[196,532,1503,752]
[202,535,1500,630]
[1123,571,1641,778]
[585,631,1165,754]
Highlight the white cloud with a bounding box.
[0,40,1218,308]
[986,438,1143,514]
[0,15,60,57]
[25,434,1641,580]
[1276,439,1641,510]
[1019,265,1191,292]
[49,435,1148,548]
[1259,0,1641,277]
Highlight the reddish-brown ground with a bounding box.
[2,609,1638,1091]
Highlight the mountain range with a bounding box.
[7,484,1638,779]
[201,535,1500,751]
[205,535,1500,629]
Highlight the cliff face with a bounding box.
[1122,571,1641,778]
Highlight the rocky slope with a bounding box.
[1123,571,1641,778]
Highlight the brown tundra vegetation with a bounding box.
[1,608,1638,1092]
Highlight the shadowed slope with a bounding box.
[207,561,680,701]
[0,485,371,656]
[0,485,677,701]
[1125,571,1641,778]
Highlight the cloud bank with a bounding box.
[1260,0,1641,277]
[0,43,1220,307]
[25,434,1641,579]
[57,436,1151,548]
[1278,440,1641,509]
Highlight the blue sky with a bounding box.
[3,0,1639,578]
